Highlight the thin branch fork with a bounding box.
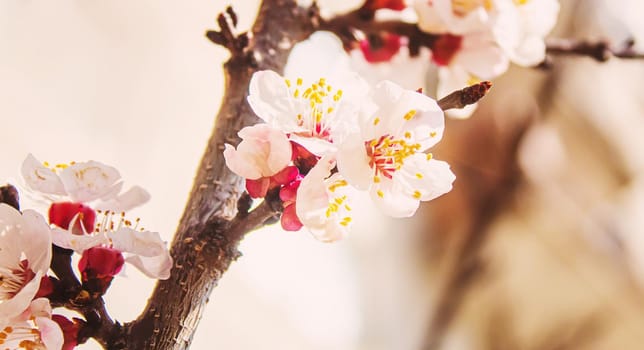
[545,37,644,62]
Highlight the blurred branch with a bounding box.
[423,108,534,350]
[541,37,644,67]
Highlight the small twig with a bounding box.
[543,37,644,67]
[205,6,249,56]
[438,81,492,111]
[0,184,20,211]
[228,194,282,242]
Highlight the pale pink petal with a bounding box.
[224,144,263,179]
[36,316,64,350]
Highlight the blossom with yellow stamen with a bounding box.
[337,80,455,217]
[247,70,367,155]
[296,156,357,242]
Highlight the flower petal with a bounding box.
[21,154,66,197]
[94,185,150,212]
[370,179,420,218]
[59,161,122,203]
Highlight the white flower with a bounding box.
[296,157,357,242]
[414,0,495,34]
[0,204,52,323]
[492,0,560,66]
[0,298,63,350]
[336,81,455,217]
[247,69,367,155]
[223,124,292,180]
[52,211,172,280]
[21,154,149,212]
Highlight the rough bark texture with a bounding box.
[121,1,316,349]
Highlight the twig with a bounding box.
[541,37,644,67]
[205,6,249,57]
[438,81,492,111]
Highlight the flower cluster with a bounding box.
[357,0,560,118]
[224,70,455,242]
[0,155,173,349]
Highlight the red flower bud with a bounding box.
[79,247,124,295]
[48,202,96,234]
[281,203,303,231]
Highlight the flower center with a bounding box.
[0,260,35,300]
[284,77,343,140]
[0,324,47,349]
[366,134,421,180]
[451,0,492,17]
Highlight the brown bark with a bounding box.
[118,2,317,349]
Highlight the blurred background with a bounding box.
[2,0,644,349]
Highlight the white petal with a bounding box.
[125,252,173,279]
[19,209,52,274]
[0,204,23,267]
[336,136,373,190]
[456,33,510,79]
[94,185,150,212]
[51,227,107,252]
[398,156,455,201]
[370,179,420,218]
[247,70,299,130]
[296,157,355,242]
[59,161,122,202]
[108,228,167,257]
[20,154,66,196]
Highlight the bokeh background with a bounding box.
[2,0,644,349]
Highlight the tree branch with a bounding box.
[120,2,317,349]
